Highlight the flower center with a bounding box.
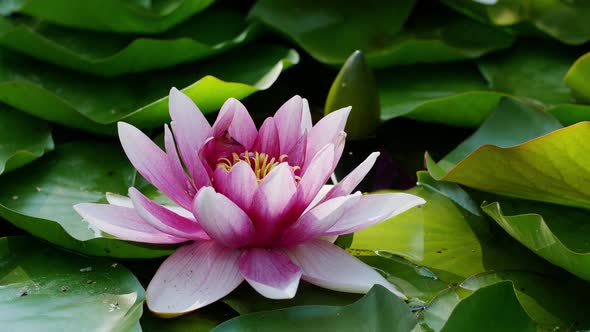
[216,151,300,182]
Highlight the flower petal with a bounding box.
[273,95,303,154]
[106,192,195,220]
[250,163,297,242]
[297,144,335,209]
[129,188,209,240]
[193,187,255,248]
[118,122,193,210]
[305,107,350,164]
[164,125,202,191]
[212,98,257,149]
[73,203,186,244]
[147,241,243,317]
[288,239,405,298]
[279,193,361,246]
[212,161,258,211]
[323,152,380,202]
[253,117,280,157]
[324,193,426,235]
[301,98,312,133]
[285,134,307,169]
[169,88,212,183]
[239,248,301,299]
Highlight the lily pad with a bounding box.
[444,0,590,45]
[213,285,418,332]
[483,199,590,281]
[0,8,258,77]
[565,52,590,103]
[0,45,298,135]
[428,282,536,332]
[0,236,145,331]
[1,0,215,33]
[0,107,53,175]
[427,122,590,210]
[477,42,581,105]
[0,142,175,258]
[250,0,513,68]
[141,304,237,332]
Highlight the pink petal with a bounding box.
[305,107,351,164]
[296,144,335,209]
[164,125,199,191]
[106,192,195,220]
[323,152,380,202]
[193,187,255,248]
[301,98,312,132]
[288,239,405,298]
[118,122,193,210]
[212,98,257,150]
[239,248,301,299]
[285,134,307,169]
[73,203,186,244]
[129,188,209,240]
[147,241,243,317]
[324,193,426,236]
[212,161,258,211]
[279,193,361,246]
[250,163,297,243]
[253,117,280,157]
[273,95,303,154]
[169,88,212,183]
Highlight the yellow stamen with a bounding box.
[216,151,299,183]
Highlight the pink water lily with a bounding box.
[74,88,425,317]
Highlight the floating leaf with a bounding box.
[431,282,536,332]
[483,199,590,281]
[0,236,145,331]
[0,45,298,135]
[250,0,513,67]
[141,304,237,332]
[213,285,418,332]
[1,0,215,33]
[0,8,258,77]
[427,122,590,210]
[0,142,175,258]
[477,42,580,105]
[565,52,590,103]
[444,0,590,45]
[0,107,53,175]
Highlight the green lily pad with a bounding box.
[0,8,258,77]
[477,42,581,105]
[0,236,145,331]
[428,282,536,332]
[427,122,590,210]
[141,304,237,332]
[0,142,175,258]
[483,199,590,281]
[213,285,418,332]
[444,0,590,45]
[0,107,53,175]
[1,0,215,34]
[250,0,513,68]
[350,186,547,284]
[421,270,590,331]
[565,52,590,103]
[0,45,298,135]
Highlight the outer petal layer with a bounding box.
[324,193,425,235]
[147,241,243,317]
[239,248,302,299]
[74,203,186,244]
[273,95,303,154]
[288,239,406,299]
[193,187,255,248]
[323,152,380,202]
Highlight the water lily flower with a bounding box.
[74,88,425,317]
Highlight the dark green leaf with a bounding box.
[0,45,298,135]
[214,285,418,332]
[0,8,258,77]
[0,107,53,174]
[565,52,590,103]
[0,236,145,331]
[250,0,512,67]
[2,0,214,33]
[0,142,175,258]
